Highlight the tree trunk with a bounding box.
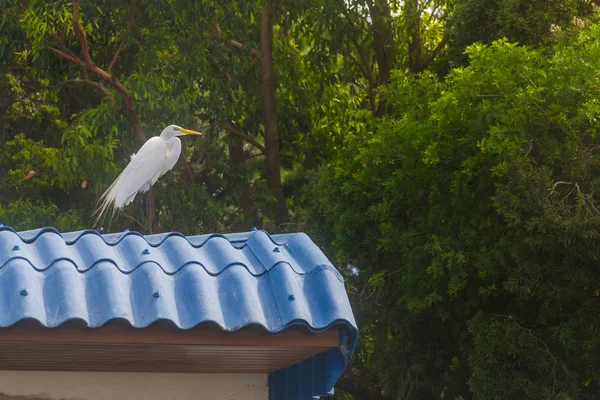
[120,97,147,145]
[369,0,393,85]
[228,137,261,228]
[368,0,394,116]
[208,55,261,228]
[260,1,289,227]
[406,0,423,73]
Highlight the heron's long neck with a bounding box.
[165,137,181,153]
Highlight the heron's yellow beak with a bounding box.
[176,127,202,135]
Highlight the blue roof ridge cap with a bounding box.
[2,225,296,248]
[308,264,344,282]
[278,232,345,282]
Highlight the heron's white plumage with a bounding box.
[115,137,170,206]
[94,124,201,226]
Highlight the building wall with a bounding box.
[0,371,268,400]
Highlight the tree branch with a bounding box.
[211,33,261,58]
[223,122,266,154]
[340,6,371,35]
[109,0,136,73]
[0,8,19,19]
[348,35,377,114]
[50,33,84,71]
[73,79,115,102]
[368,0,393,83]
[426,0,442,25]
[23,77,116,102]
[50,48,85,67]
[210,55,236,101]
[72,0,93,66]
[121,212,145,231]
[282,30,301,56]
[416,31,449,72]
[230,38,261,57]
[340,6,378,114]
[51,45,122,104]
[179,152,196,185]
[52,18,145,144]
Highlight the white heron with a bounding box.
[94,124,202,231]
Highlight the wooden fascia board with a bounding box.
[0,320,340,348]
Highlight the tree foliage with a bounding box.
[446,0,594,68]
[305,12,600,399]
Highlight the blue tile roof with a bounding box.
[0,225,357,400]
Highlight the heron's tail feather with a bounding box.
[93,174,123,227]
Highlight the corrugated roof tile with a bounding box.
[0,226,357,400]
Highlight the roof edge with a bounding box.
[3,225,296,247]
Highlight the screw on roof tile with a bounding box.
[273,247,280,253]
[12,245,19,251]
[288,294,295,301]
[20,289,28,296]
[142,249,150,255]
[153,291,160,298]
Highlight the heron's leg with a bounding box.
[139,196,145,233]
[146,191,152,235]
